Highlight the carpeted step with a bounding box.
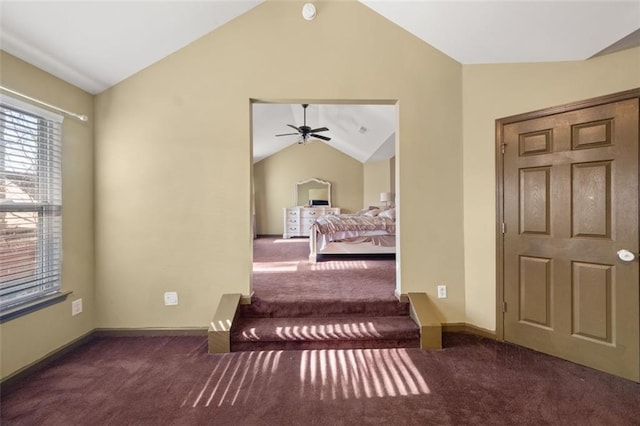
[231,315,420,351]
[240,297,410,318]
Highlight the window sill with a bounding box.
[0,291,72,324]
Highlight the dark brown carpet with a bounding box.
[231,316,420,351]
[5,237,637,424]
[2,333,640,425]
[251,236,397,304]
[235,236,415,350]
[245,236,404,318]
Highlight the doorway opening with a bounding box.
[250,100,400,305]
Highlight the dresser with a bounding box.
[283,206,340,238]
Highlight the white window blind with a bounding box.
[0,95,63,311]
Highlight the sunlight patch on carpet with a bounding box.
[240,322,384,342]
[300,348,430,400]
[274,322,383,341]
[182,348,429,408]
[185,351,284,408]
[272,239,307,244]
[311,260,369,271]
[253,261,300,272]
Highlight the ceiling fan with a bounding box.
[276,104,331,143]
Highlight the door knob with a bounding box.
[617,249,636,262]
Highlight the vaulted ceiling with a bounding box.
[1,1,638,163]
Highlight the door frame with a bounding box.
[495,88,640,342]
[249,98,401,299]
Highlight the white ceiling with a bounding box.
[0,1,262,95]
[253,103,396,163]
[1,1,638,163]
[362,0,640,64]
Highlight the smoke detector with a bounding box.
[302,3,316,21]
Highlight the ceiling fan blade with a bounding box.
[310,133,331,141]
[276,132,300,137]
[309,127,329,133]
[287,124,301,132]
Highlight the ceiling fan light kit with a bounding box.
[302,3,316,21]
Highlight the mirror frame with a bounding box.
[295,177,332,207]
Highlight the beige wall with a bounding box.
[94,1,465,328]
[462,47,640,331]
[363,159,393,208]
[254,141,364,235]
[0,52,95,379]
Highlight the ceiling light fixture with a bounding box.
[302,3,316,21]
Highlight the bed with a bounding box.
[308,207,396,263]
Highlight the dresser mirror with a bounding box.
[295,178,331,207]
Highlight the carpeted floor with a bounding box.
[251,236,397,303]
[233,236,414,350]
[2,333,639,425]
[246,236,403,318]
[4,238,639,424]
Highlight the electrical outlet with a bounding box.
[164,292,178,306]
[437,285,447,299]
[71,298,83,316]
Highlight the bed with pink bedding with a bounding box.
[308,207,396,263]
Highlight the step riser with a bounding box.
[231,315,420,352]
[241,301,410,318]
[235,297,416,353]
[232,339,420,352]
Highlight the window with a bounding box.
[0,95,63,316]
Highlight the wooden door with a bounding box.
[500,93,639,381]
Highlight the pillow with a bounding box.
[356,206,378,215]
[378,208,396,220]
[363,208,381,217]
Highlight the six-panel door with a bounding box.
[502,98,639,381]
